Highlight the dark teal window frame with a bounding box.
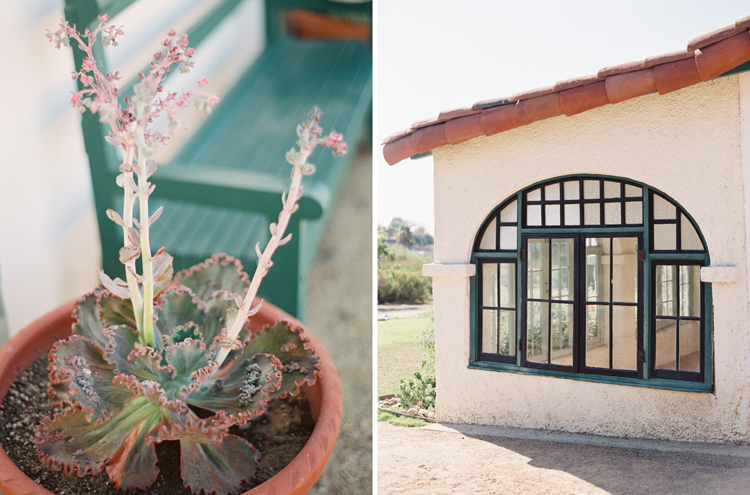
[470,174,712,393]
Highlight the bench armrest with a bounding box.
[151,164,329,220]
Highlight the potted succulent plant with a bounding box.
[0,15,345,495]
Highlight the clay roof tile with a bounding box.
[687,23,744,51]
[438,106,482,121]
[445,114,484,145]
[381,128,413,146]
[509,84,557,102]
[695,31,750,82]
[553,74,605,92]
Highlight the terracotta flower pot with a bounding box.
[0,300,342,495]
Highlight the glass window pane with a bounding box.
[527,188,541,201]
[550,303,573,366]
[526,301,549,363]
[500,200,518,223]
[584,180,600,199]
[654,223,676,250]
[604,181,621,198]
[564,204,580,226]
[528,239,546,298]
[653,194,676,220]
[479,217,496,249]
[564,180,580,200]
[499,310,516,356]
[482,263,498,307]
[482,309,499,354]
[655,265,677,316]
[545,204,560,226]
[655,319,677,370]
[604,202,621,225]
[625,201,642,225]
[557,240,574,299]
[586,304,609,369]
[527,204,542,226]
[612,305,637,371]
[586,240,604,303]
[679,320,700,372]
[611,237,638,304]
[584,203,600,225]
[625,184,642,198]
[499,226,517,250]
[545,184,560,201]
[500,263,516,308]
[680,265,700,318]
[681,214,703,251]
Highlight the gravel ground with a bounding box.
[304,145,372,494]
[379,422,750,495]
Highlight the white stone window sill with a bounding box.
[423,263,476,278]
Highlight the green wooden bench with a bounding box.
[64,0,372,319]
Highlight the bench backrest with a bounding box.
[63,0,371,273]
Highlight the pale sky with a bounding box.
[376,0,749,235]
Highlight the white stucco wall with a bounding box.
[431,75,750,443]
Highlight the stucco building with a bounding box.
[383,16,750,443]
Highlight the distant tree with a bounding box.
[396,224,415,247]
[413,226,434,246]
[387,217,408,238]
[378,231,394,260]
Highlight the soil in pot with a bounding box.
[0,357,315,494]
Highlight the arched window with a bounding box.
[472,176,711,390]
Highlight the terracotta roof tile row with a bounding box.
[383,16,750,166]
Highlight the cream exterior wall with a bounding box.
[430,75,750,443]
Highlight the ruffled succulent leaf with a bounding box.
[47,335,132,422]
[171,322,204,345]
[163,338,217,399]
[173,253,250,301]
[244,321,319,399]
[154,286,206,339]
[112,375,189,414]
[71,288,108,351]
[152,249,174,296]
[152,410,258,495]
[98,291,137,329]
[103,325,175,382]
[36,397,163,490]
[186,353,282,423]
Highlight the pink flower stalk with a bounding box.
[48,16,219,346]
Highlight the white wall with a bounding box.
[0,0,100,335]
[0,0,264,336]
[431,75,750,443]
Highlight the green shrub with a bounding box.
[377,244,432,304]
[396,312,436,409]
[377,265,431,304]
[397,370,435,409]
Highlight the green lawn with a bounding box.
[378,314,430,396]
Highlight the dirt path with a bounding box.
[378,422,750,495]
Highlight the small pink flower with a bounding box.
[70,93,80,106]
[198,78,208,88]
[180,34,189,47]
[163,38,171,46]
[168,29,176,36]
[326,131,343,147]
[98,14,109,23]
[82,57,96,71]
[80,74,90,86]
[185,47,195,57]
